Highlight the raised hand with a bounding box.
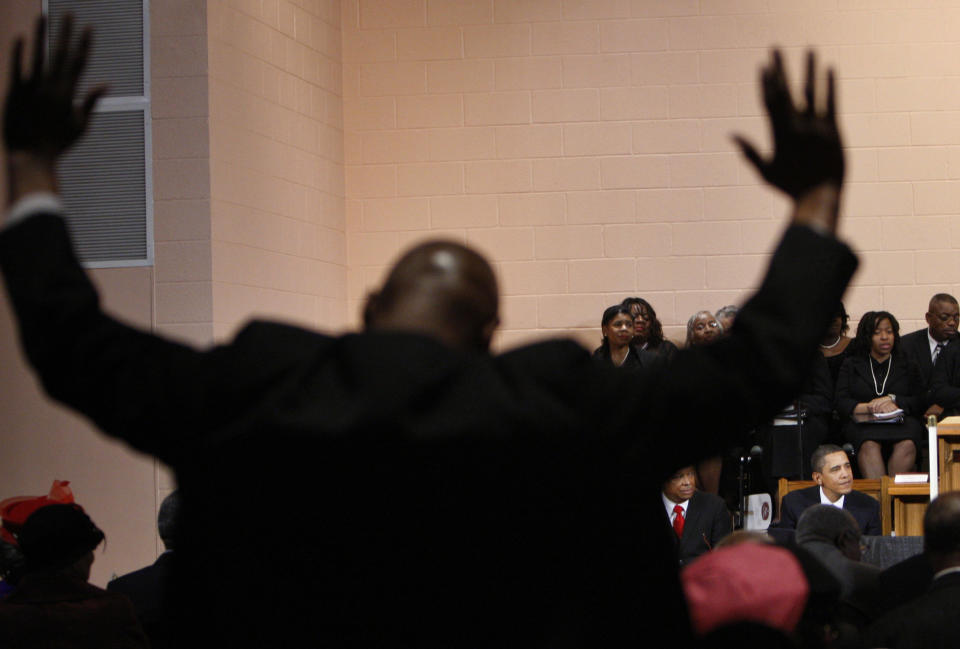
[4,15,105,161]
[734,50,844,203]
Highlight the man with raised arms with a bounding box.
[0,18,855,648]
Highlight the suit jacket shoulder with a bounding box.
[844,489,882,536]
[865,572,960,649]
[677,491,731,564]
[901,329,934,385]
[778,485,819,530]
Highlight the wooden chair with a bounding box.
[777,477,891,535]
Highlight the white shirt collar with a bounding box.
[933,565,960,580]
[929,329,949,358]
[663,492,689,522]
[5,192,63,229]
[819,486,845,509]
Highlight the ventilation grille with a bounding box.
[48,0,144,97]
[57,111,148,261]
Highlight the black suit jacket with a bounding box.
[668,491,731,565]
[0,213,856,649]
[778,486,882,536]
[864,571,960,649]
[900,328,937,389]
[930,342,960,413]
[107,552,175,649]
[835,352,925,417]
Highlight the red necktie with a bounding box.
[673,504,685,538]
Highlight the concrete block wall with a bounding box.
[208,0,346,340]
[342,0,960,349]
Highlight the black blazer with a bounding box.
[929,342,960,412]
[835,353,925,417]
[668,490,732,566]
[777,485,882,536]
[107,552,175,649]
[865,572,960,649]
[0,214,857,649]
[900,328,938,389]
[592,343,663,371]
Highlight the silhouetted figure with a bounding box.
[108,491,181,649]
[865,492,960,648]
[0,504,148,648]
[0,20,855,649]
[795,505,881,627]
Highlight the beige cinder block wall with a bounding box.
[0,0,194,586]
[342,0,960,350]
[208,0,347,339]
[6,0,960,584]
[0,0,347,586]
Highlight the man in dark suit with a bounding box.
[662,466,732,565]
[0,22,856,649]
[107,492,180,649]
[928,341,960,418]
[778,445,882,535]
[899,294,959,417]
[864,492,960,649]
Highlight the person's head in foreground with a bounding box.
[923,491,960,572]
[795,505,863,561]
[682,543,808,638]
[363,241,500,352]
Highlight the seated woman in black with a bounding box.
[821,302,853,385]
[621,297,677,362]
[836,311,925,478]
[592,305,646,369]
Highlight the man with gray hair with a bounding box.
[865,492,960,649]
[715,305,739,335]
[795,504,880,624]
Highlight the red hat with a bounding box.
[0,480,75,546]
[681,543,809,636]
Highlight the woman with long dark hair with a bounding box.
[621,297,677,362]
[836,311,925,478]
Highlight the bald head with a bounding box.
[363,241,499,351]
[926,293,959,342]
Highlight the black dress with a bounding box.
[835,353,925,448]
[592,343,661,371]
[645,338,678,363]
[824,346,850,386]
